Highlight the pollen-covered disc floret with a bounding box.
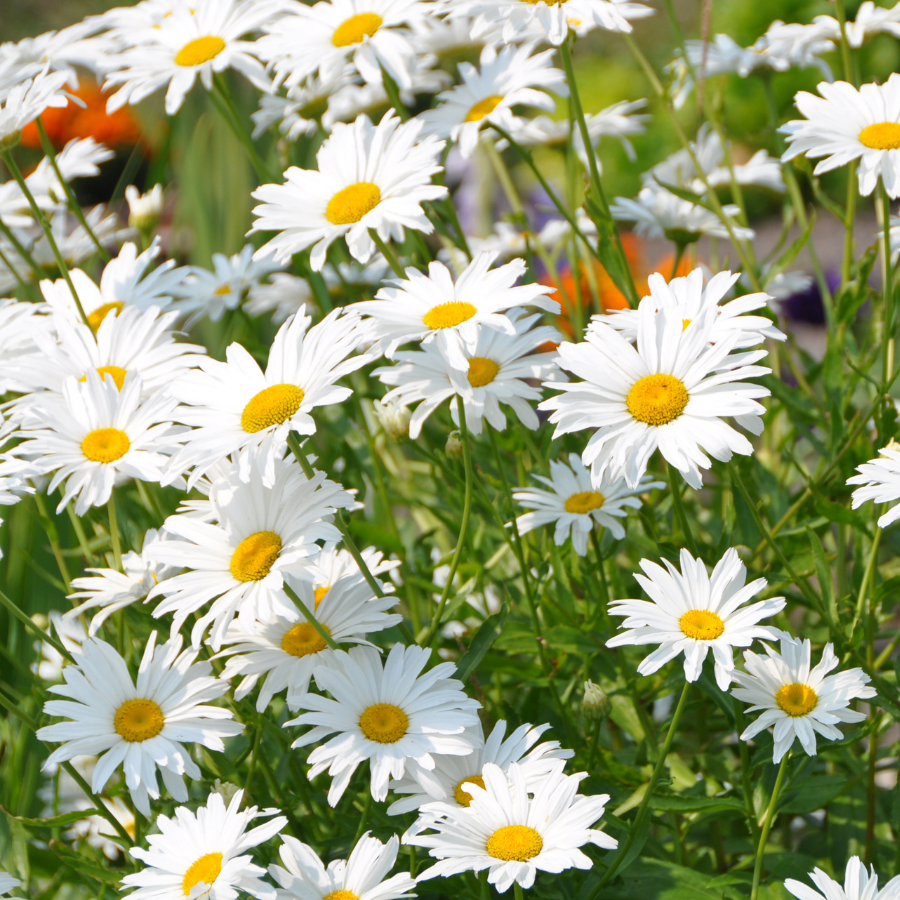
[513,452,663,555]
[732,635,876,763]
[408,762,617,893]
[122,789,286,900]
[607,548,785,690]
[36,634,242,816]
[540,296,770,489]
[285,644,481,806]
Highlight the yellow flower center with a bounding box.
[281,622,330,658]
[81,428,130,463]
[88,301,124,331]
[325,182,382,225]
[175,36,226,67]
[322,893,357,900]
[679,609,725,641]
[332,12,383,46]
[453,774,485,807]
[358,702,409,743]
[182,852,223,896]
[314,585,329,608]
[467,357,499,387]
[80,366,128,390]
[775,682,818,717]
[230,531,282,582]
[214,284,232,296]
[564,491,604,515]
[859,122,900,150]
[682,318,692,331]
[422,301,477,330]
[520,0,563,4]
[486,825,544,861]
[626,374,689,426]
[465,95,503,122]
[240,384,304,433]
[114,698,165,742]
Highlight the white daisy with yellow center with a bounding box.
[607,548,785,690]
[250,110,447,271]
[419,43,565,158]
[540,298,770,490]
[847,441,900,528]
[163,307,373,489]
[409,762,617,893]
[373,309,561,438]
[732,635,876,763]
[781,73,900,197]
[148,453,354,650]
[269,832,416,900]
[354,251,559,366]
[286,644,481,806]
[122,789,286,900]
[16,370,178,516]
[36,634,242,816]
[513,452,664,555]
[102,0,274,116]
[218,569,403,712]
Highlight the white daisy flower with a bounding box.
[373,310,560,437]
[103,0,274,116]
[285,643,480,806]
[252,72,351,141]
[17,371,178,515]
[847,442,900,527]
[610,184,756,243]
[270,832,416,900]
[418,43,565,159]
[250,111,447,271]
[218,569,403,711]
[373,397,413,439]
[409,761,617,893]
[245,273,314,324]
[353,252,559,365]
[122,789,287,900]
[172,245,283,325]
[780,73,900,198]
[387,720,573,819]
[590,268,785,349]
[149,453,354,649]
[606,548,785,690]
[0,299,50,393]
[0,873,20,896]
[785,856,900,900]
[843,2,900,47]
[539,300,770,489]
[258,0,426,93]
[163,308,373,488]
[0,69,70,147]
[36,633,243,816]
[513,453,664,555]
[306,542,399,594]
[64,528,180,637]
[732,634,876,762]
[125,184,165,233]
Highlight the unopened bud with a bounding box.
[882,438,900,455]
[583,680,611,721]
[125,184,164,234]
[374,398,411,441]
[445,430,464,460]
[212,779,241,805]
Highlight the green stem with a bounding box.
[107,491,122,572]
[0,586,74,663]
[353,789,374,842]
[882,185,895,388]
[66,504,96,566]
[750,754,790,900]
[423,397,474,648]
[2,149,90,328]
[592,682,691,892]
[61,761,135,845]
[0,242,42,303]
[851,525,882,641]
[282,580,340,650]
[35,119,111,261]
[667,463,697,555]
[33,491,71,591]
[209,78,278,184]
[514,882,525,900]
[369,230,406,278]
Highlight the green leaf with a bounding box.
[648,793,746,814]
[544,625,601,656]
[779,775,849,814]
[812,498,868,531]
[455,603,508,682]
[806,525,835,617]
[49,840,126,884]
[584,195,638,305]
[593,857,725,899]
[1,806,100,829]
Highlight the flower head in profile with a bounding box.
[513,453,664,555]
[607,548,785,690]
[847,441,900,527]
[540,299,770,489]
[409,762,617,893]
[269,832,416,900]
[36,633,242,816]
[732,635,876,763]
[122,789,286,900]
[785,856,900,900]
[250,111,447,271]
[286,644,481,806]
[0,69,70,147]
[781,73,900,198]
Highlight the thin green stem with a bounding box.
[667,463,697,555]
[0,586,74,663]
[514,882,525,900]
[369,230,406,278]
[423,396,474,648]
[107,491,123,572]
[33,491,71,591]
[353,789,374,842]
[882,185,895,387]
[66,505,96,566]
[851,525,882,641]
[210,78,278,184]
[0,241,42,303]
[61,761,135,845]
[282,580,340,650]
[750,754,790,900]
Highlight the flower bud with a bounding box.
[374,398,411,441]
[212,779,241,805]
[445,430,464,460]
[583,680,611,721]
[125,184,164,234]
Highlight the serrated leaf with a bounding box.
[1,805,100,829]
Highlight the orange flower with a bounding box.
[20,78,144,150]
